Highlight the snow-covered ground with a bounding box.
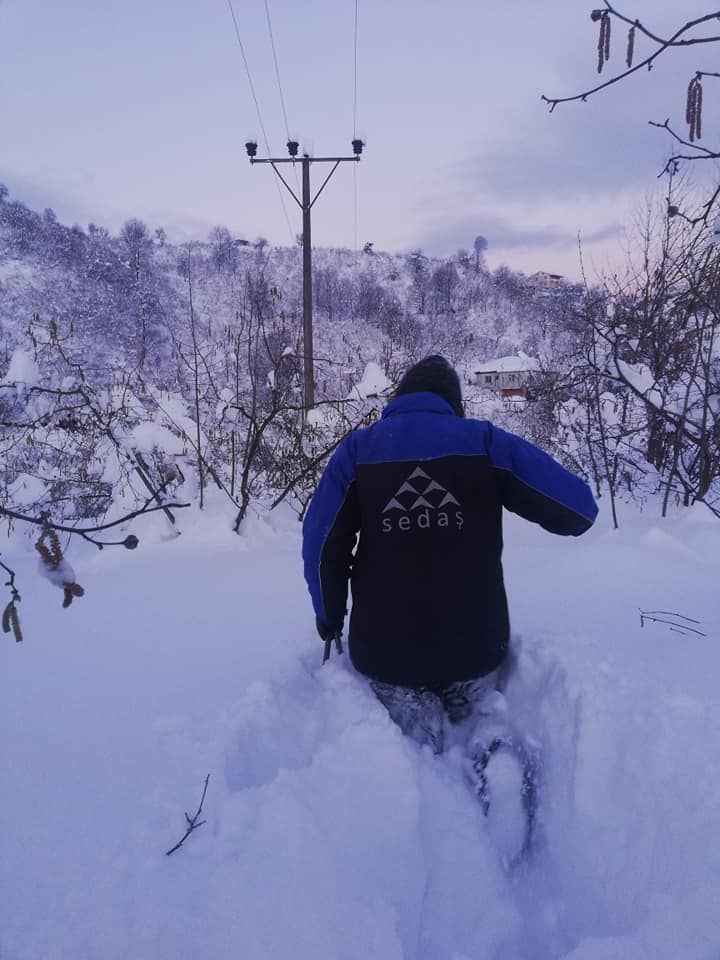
[1,498,719,960]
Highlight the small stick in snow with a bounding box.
[639,609,707,637]
[165,774,210,856]
[641,610,702,624]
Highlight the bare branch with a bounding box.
[600,4,720,48]
[0,500,190,538]
[0,558,19,595]
[165,775,210,856]
[543,8,720,110]
[650,120,718,160]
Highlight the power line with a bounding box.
[225,0,270,153]
[263,0,300,194]
[224,0,295,243]
[353,0,359,138]
[353,0,360,262]
[264,0,292,141]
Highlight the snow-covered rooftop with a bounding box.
[473,352,539,374]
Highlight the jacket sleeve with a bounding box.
[487,424,598,536]
[302,435,361,627]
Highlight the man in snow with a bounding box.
[302,355,598,761]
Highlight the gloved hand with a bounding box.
[316,616,343,642]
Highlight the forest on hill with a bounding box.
[1,185,718,540]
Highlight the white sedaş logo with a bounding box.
[381,466,464,533]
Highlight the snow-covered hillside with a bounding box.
[1,498,718,960]
[3,190,718,532]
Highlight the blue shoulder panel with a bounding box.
[302,434,357,620]
[487,423,598,524]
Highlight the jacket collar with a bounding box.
[381,392,457,419]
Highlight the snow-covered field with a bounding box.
[1,498,719,960]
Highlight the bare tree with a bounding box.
[120,218,152,281]
[512,184,720,524]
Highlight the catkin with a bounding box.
[626,25,635,68]
[604,13,611,62]
[597,13,611,74]
[9,604,22,643]
[686,78,695,125]
[2,601,22,642]
[36,523,63,570]
[686,76,703,142]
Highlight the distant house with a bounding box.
[529,271,563,290]
[471,353,540,399]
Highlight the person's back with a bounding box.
[303,355,598,689]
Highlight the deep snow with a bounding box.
[1,498,719,960]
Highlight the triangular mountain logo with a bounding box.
[383,466,462,513]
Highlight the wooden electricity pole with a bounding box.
[245,139,364,413]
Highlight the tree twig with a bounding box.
[165,774,210,856]
[650,120,718,160]
[0,558,20,597]
[639,608,707,636]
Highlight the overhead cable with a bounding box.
[353,0,360,261]
[225,0,295,243]
[264,0,292,140]
[353,0,359,137]
[263,0,300,193]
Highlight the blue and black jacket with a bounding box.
[303,392,598,688]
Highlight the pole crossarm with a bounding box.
[250,156,361,164]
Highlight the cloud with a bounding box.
[2,172,106,228]
[0,173,220,244]
[416,71,672,262]
[419,213,623,258]
[461,105,668,205]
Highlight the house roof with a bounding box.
[473,352,539,374]
[529,271,563,281]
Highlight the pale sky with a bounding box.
[1,0,716,278]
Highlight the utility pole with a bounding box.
[245,138,364,413]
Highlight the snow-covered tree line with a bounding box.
[1,185,718,545]
[516,199,720,523]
